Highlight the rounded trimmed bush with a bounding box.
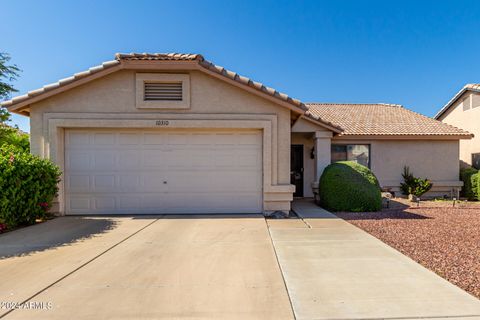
[0,145,61,228]
[319,161,382,212]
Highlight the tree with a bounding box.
[0,53,21,124]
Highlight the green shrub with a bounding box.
[472,172,480,201]
[0,145,61,228]
[0,125,29,152]
[460,167,478,200]
[319,161,382,212]
[400,166,432,197]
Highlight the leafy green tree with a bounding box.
[0,52,21,124]
[0,125,29,152]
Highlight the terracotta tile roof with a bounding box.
[306,103,472,137]
[435,83,480,119]
[1,53,307,115]
[115,53,202,61]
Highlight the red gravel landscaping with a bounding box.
[335,199,480,299]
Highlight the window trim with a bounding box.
[331,143,371,168]
[135,73,190,109]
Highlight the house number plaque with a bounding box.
[155,120,170,126]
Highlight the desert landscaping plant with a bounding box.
[460,167,478,200]
[400,166,432,198]
[319,161,382,212]
[0,145,61,229]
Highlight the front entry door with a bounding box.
[290,145,304,197]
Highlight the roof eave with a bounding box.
[434,86,480,120]
[302,113,343,133]
[2,61,123,115]
[333,134,474,140]
[2,56,307,116]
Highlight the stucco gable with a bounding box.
[435,84,480,120]
[292,117,333,133]
[26,69,300,119]
[2,53,308,117]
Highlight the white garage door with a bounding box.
[65,129,263,214]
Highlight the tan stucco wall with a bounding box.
[438,91,480,166]
[28,69,294,213]
[332,139,461,197]
[291,117,330,133]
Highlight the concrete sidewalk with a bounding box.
[269,200,480,320]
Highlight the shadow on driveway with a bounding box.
[0,217,118,259]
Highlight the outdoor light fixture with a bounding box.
[310,147,315,159]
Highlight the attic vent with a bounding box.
[144,82,183,101]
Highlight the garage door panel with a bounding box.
[66,152,90,171]
[118,133,140,145]
[118,196,141,209]
[68,132,90,145]
[142,195,168,208]
[165,133,189,145]
[65,129,262,214]
[119,175,141,190]
[237,133,262,145]
[93,175,116,190]
[93,132,116,145]
[94,197,116,210]
[142,150,167,167]
[68,197,91,211]
[143,173,168,192]
[93,152,116,170]
[67,175,91,192]
[144,133,168,145]
[118,150,141,168]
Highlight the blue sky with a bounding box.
[3,0,480,132]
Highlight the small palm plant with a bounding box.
[400,166,433,199]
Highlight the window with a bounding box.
[472,93,480,109]
[472,153,480,170]
[462,96,471,111]
[135,73,190,109]
[331,144,370,168]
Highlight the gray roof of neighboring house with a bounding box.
[434,83,480,120]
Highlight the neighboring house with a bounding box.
[435,84,480,169]
[1,53,472,215]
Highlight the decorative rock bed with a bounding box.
[336,199,480,299]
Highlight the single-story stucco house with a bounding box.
[1,53,473,215]
[435,84,480,169]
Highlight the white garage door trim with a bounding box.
[64,129,263,214]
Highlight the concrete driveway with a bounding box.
[1,207,480,320]
[0,215,293,319]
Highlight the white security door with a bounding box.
[64,129,262,214]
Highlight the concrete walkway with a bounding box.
[1,206,480,319]
[269,200,480,320]
[0,215,293,320]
